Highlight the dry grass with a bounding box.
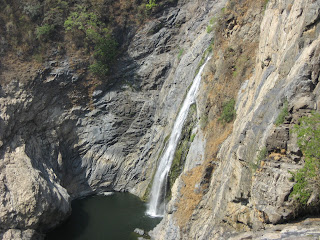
[174,165,204,227]
[205,120,234,160]
[201,0,264,160]
[0,53,42,85]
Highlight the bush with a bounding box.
[36,24,54,40]
[89,62,109,76]
[250,147,267,171]
[64,8,103,44]
[64,6,118,76]
[219,99,236,124]
[146,0,158,10]
[290,112,320,205]
[190,133,196,142]
[178,48,184,60]
[275,99,289,125]
[206,25,213,33]
[91,37,118,74]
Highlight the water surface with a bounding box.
[46,193,161,240]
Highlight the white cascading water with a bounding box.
[147,57,211,217]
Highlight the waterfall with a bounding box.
[147,57,211,217]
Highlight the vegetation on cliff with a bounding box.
[275,99,289,126]
[0,0,178,78]
[64,6,118,76]
[290,112,320,206]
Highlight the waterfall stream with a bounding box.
[147,57,211,217]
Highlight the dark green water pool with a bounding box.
[45,193,161,240]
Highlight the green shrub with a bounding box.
[250,147,267,171]
[275,99,289,126]
[206,17,217,33]
[64,8,104,44]
[64,6,118,76]
[206,25,213,33]
[290,112,320,205]
[36,24,54,40]
[190,133,196,142]
[178,48,184,60]
[219,99,236,124]
[209,17,217,25]
[89,62,109,76]
[91,37,118,74]
[146,0,158,10]
[232,67,238,77]
[263,0,269,10]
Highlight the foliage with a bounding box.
[146,0,158,10]
[232,66,238,77]
[36,24,55,40]
[23,3,42,21]
[92,37,118,75]
[43,1,68,27]
[206,17,216,33]
[89,62,109,76]
[219,99,236,124]
[178,48,184,60]
[206,25,213,33]
[290,112,320,205]
[64,7,104,44]
[250,147,267,171]
[64,6,118,76]
[190,133,196,142]
[167,134,190,200]
[36,1,69,42]
[263,0,270,10]
[275,99,289,126]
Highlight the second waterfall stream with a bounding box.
[147,56,211,217]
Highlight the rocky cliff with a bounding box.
[0,0,320,239]
[153,0,320,239]
[0,0,225,238]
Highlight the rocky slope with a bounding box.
[153,0,320,239]
[0,0,226,238]
[1,0,320,239]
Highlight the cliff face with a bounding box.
[154,0,320,239]
[0,0,226,238]
[0,0,320,239]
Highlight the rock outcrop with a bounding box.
[0,0,227,237]
[154,0,320,239]
[1,0,320,238]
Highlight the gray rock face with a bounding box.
[227,218,320,240]
[1,0,320,238]
[0,0,226,237]
[0,229,44,240]
[155,0,320,239]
